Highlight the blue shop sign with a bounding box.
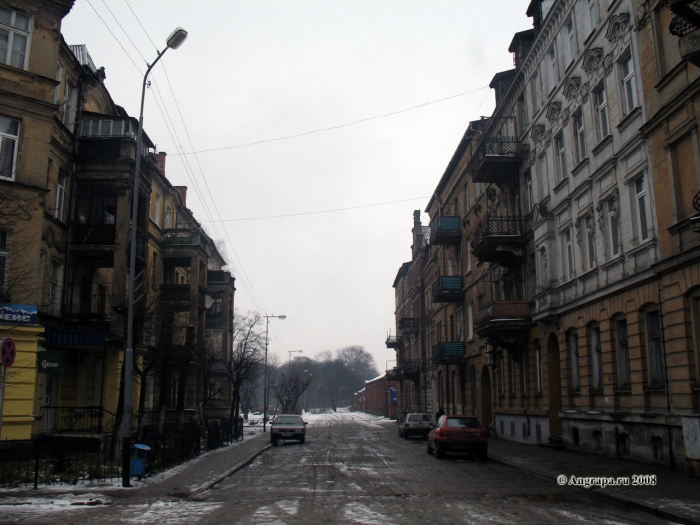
[0,304,38,325]
[390,388,397,405]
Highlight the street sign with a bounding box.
[1,338,16,368]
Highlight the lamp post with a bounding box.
[288,349,303,363]
[262,314,285,433]
[122,27,188,488]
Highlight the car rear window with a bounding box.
[445,417,481,429]
[408,415,423,422]
[274,416,302,424]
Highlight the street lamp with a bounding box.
[288,349,303,363]
[122,27,188,488]
[262,314,285,433]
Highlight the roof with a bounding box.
[392,262,411,288]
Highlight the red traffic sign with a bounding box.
[1,338,16,368]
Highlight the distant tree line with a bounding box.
[229,310,379,417]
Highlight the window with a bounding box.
[522,349,529,394]
[562,228,575,281]
[573,110,586,164]
[645,309,664,384]
[536,154,548,199]
[554,132,567,183]
[0,231,8,297]
[590,324,603,388]
[0,116,19,180]
[633,175,650,241]
[510,352,517,393]
[567,18,577,64]
[466,240,472,273]
[464,183,471,212]
[37,251,45,305]
[570,331,580,389]
[530,71,540,112]
[619,53,638,116]
[467,303,474,340]
[525,171,534,212]
[593,84,610,141]
[151,252,158,289]
[49,260,63,317]
[535,341,543,392]
[500,353,506,395]
[75,184,116,225]
[615,317,631,386]
[0,7,31,69]
[55,171,66,222]
[588,0,599,31]
[54,63,63,105]
[690,290,700,383]
[62,80,78,131]
[605,196,620,257]
[152,193,162,226]
[583,214,596,271]
[517,96,528,131]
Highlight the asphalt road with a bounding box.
[196,413,673,525]
[0,413,678,524]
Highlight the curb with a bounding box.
[488,454,697,525]
[188,443,272,498]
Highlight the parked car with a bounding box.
[427,415,488,459]
[270,414,307,444]
[248,412,262,425]
[398,413,432,438]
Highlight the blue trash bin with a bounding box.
[131,443,151,478]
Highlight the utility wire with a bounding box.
[201,196,431,223]
[172,86,490,156]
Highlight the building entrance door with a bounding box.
[547,333,562,437]
[480,366,492,434]
[41,375,59,431]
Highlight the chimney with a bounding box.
[412,210,423,259]
[155,151,167,174]
[175,186,187,205]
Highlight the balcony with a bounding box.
[430,216,461,245]
[162,229,209,252]
[160,284,191,304]
[431,276,463,303]
[471,216,525,266]
[467,137,520,183]
[386,335,403,348]
[475,300,530,350]
[399,359,421,375]
[433,342,466,364]
[71,224,116,246]
[399,317,419,335]
[64,313,111,335]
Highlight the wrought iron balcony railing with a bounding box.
[386,335,403,348]
[162,228,209,250]
[475,300,530,327]
[71,224,116,245]
[669,0,700,36]
[399,359,421,373]
[399,317,420,334]
[472,216,524,250]
[466,137,521,182]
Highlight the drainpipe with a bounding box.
[658,277,675,470]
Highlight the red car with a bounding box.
[427,415,488,459]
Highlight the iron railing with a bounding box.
[40,406,115,435]
[669,0,700,36]
[430,216,461,244]
[399,359,421,373]
[475,300,530,326]
[385,335,403,348]
[71,224,116,245]
[466,137,520,176]
[472,216,524,252]
[431,276,463,302]
[433,342,466,363]
[399,317,419,334]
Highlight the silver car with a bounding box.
[270,414,307,444]
[398,413,433,438]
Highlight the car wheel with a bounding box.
[300,435,306,444]
[478,450,488,461]
[398,428,403,438]
[271,437,278,445]
[435,447,445,459]
[426,440,433,455]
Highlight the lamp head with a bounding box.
[166,27,188,49]
[278,315,286,320]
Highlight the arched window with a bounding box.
[643,305,664,385]
[567,329,580,390]
[613,315,631,387]
[589,322,603,389]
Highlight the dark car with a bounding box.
[270,414,307,444]
[427,415,488,459]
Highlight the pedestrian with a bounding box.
[238,414,245,441]
[435,406,445,422]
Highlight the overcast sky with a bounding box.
[61,1,531,371]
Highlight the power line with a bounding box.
[170,86,490,156]
[201,196,431,223]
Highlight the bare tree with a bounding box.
[225,310,264,426]
[270,358,315,414]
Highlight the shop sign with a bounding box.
[0,304,37,325]
[38,351,61,374]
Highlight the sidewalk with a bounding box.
[488,439,700,525]
[0,430,272,505]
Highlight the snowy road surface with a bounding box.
[0,412,676,524]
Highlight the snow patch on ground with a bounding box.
[119,500,222,523]
[0,494,111,513]
[343,502,393,524]
[276,499,299,516]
